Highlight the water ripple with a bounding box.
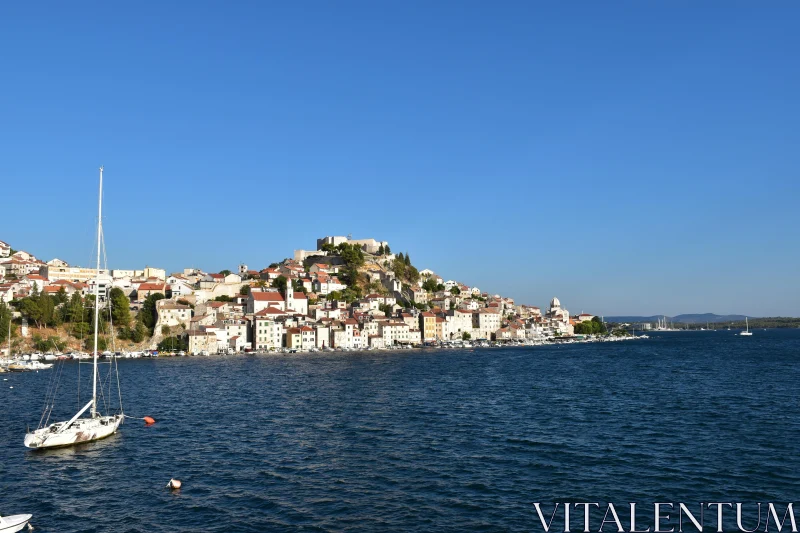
[1,330,799,531]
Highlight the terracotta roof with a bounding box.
[251,292,284,302]
[159,302,191,310]
[138,283,165,291]
[255,307,286,316]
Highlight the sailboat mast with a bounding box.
[91,166,103,418]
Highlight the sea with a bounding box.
[1,329,799,532]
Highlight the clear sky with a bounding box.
[1,2,798,317]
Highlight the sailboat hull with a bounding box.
[0,514,32,533]
[24,415,123,449]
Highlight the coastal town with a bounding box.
[0,235,613,358]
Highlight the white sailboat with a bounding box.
[0,513,32,533]
[24,167,124,449]
[739,317,753,336]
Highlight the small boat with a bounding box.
[0,513,32,533]
[26,361,53,371]
[740,317,753,336]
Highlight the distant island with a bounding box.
[607,313,800,329]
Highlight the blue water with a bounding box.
[2,330,799,532]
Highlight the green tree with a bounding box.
[70,322,90,339]
[334,242,365,269]
[392,257,406,279]
[39,294,56,327]
[462,332,471,340]
[384,245,391,255]
[239,285,250,296]
[340,287,359,303]
[33,334,67,352]
[20,297,44,328]
[84,335,108,351]
[271,275,288,296]
[220,269,232,276]
[422,278,439,293]
[54,286,69,305]
[450,286,461,295]
[213,295,234,302]
[130,321,148,343]
[379,303,393,317]
[404,252,411,266]
[292,279,308,294]
[140,293,165,334]
[65,292,85,323]
[591,316,607,334]
[157,335,188,352]
[109,287,131,327]
[406,265,420,284]
[0,303,13,343]
[377,244,385,256]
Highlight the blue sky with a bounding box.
[1,2,798,317]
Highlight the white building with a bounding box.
[379,320,411,346]
[112,269,144,279]
[143,267,166,280]
[85,274,114,302]
[253,316,284,351]
[156,300,193,329]
[473,309,501,340]
[312,277,347,296]
[42,265,111,284]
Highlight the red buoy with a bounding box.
[143,416,156,425]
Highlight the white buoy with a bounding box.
[167,478,182,489]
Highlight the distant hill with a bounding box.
[606,313,749,324]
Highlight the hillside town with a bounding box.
[0,236,607,356]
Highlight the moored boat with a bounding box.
[0,513,33,533]
[24,167,125,450]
